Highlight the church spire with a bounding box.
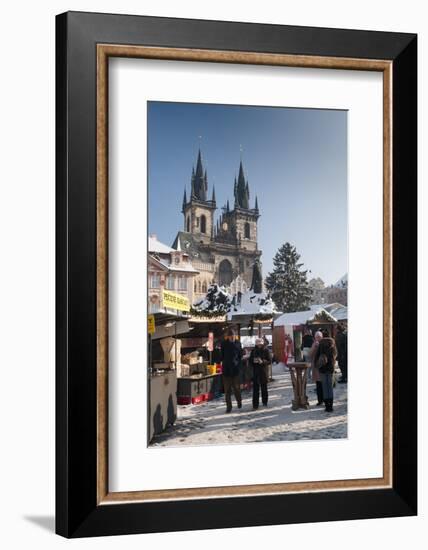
[191,149,207,201]
[182,187,187,212]
[195,149,203,179]
[211,184,216,203]
[255,195,259,211]
[235,160,249,209]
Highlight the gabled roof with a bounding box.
[148,236,174,254]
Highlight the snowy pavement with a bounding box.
[151,362,348,447]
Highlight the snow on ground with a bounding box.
[151,362,348,447]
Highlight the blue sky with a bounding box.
[148,102,347,285]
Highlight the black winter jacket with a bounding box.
[249,346,271,368]
[221,340,243,377]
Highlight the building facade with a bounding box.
[172,150,262,302]
[148,235,199,313]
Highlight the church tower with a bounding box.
[182,149,217,243]
[216,160,260,251]
[214,159,261,289]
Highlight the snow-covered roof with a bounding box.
[227,290,278,319]
[148,236,174,255]
[165,263,199,274]
[149,255,199,274]
[275,309,314,327]
[275,304,347,326]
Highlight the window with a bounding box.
[198,280,202,293]
[150,273,161,288]
[186,216,190,232]
[200,214,206,234]
[178,276,187,291]
[202,281,207,293]
[166,274,175,290]
[219,259,233,286]
[244,222,250,239]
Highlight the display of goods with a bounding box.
[181,351,200,365]
[207,364,217,375]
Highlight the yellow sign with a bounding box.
[148,314,155,334]
[162,289,190,312]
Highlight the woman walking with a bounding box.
[314,332,338,412]
[310,331,324,406]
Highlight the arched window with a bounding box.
[186,216,190,232]
[198,280,202,293]
[202,281,207,293]
[244,222,250,239]
[219,259,233,286]
[200,214,206,234]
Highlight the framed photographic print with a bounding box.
[56,11,417,538]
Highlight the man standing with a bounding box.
[221,328,243,413]
[250,338,272,410]
[335,324,348,383]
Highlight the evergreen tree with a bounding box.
[265,242,312,312]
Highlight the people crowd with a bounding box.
[220,324,347,415]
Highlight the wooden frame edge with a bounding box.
[96,44,393,504]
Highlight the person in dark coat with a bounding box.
[221,328,243,413]
[250,338,272,409]
[335,324,348,383]
[314,334,337,412]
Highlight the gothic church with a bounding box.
[172,150,262,301]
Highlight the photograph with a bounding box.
[147,101,349,447]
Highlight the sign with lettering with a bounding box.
[148,314,156,334]
[162,289,190,312]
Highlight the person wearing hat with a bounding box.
[250,338,272,409]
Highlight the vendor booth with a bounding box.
[148,289,192,442]
[273,303,347,364]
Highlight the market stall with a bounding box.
[273,303,347,363]
[148,290,192,442]
[175,314,226,405]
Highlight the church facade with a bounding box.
[172,150,263,302]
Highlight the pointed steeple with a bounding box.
[195,149,203,178]
[226,199,230,212]
[235,160,249,209]
[211,185,216,203]
[255,196,259,211]
[190,167,195,198]
[191,149,207,201]
[182,187,187,212]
